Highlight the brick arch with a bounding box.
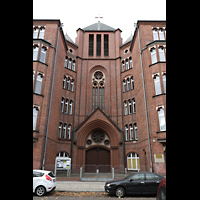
[77,119,120,147]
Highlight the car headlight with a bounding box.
[106,183,111,187]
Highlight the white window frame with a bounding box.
[151,48,157,64]
[33,107,38,130]
[157,107,166,131]
[40,47,47,63]
[58,122,62,138]
[159,29,165,40]
[128,100,132,114]
[162,73,166,93]
[153,74,162,95]
[67,125,71,139]
[127,152,140,170]
[132,98,136,113]
[153,29,158,40]
[124,101,128,115]
[158,46,165,61]
[69,101,73,115]
[130,124,133,140]
[125,125,129,141]
[134,123,138,140]
[35,73,43,94]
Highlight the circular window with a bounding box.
[92,131,105,143]
[94,71,103,80]
[86,139,92,145]
[104,139,110,145]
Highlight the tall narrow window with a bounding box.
[125,125,129,141]
[132,98,136,113]
[63,76,66,89]
[33,28,39,39]
[58,122,62,138]
[64,56,68,68]
[157,107,166,131]
[104,34,109,56]
[68,59,71,70]
[35,73,43,94]
[129,57,133,69]
[65,99,69,114]
[33,45,39,60]
[131,76,134,90]
[89,34,94,56]
[69,100,73,114]
[33,107,38,130]
[159,29,165,40]
[150,48,157,64]
[39,27,45,39]
[134,123,138,140]
[123,80,126,92]
[99,87,104,110]
[162,73,166,93]
[130,124,133,140]
[40,46,47,63]
[124,101,128,115]
[63,123,67,139]
[67,124,71,139]
[126,59,129,70]
[153,29,158,40]
[158,46,165,61]
[153,74,162,95]
[128,99,132,114]
[66,77,70,90]
[72,61,75,71]
[61,97,64,112]
[71,79,74,91]
[96,34,101,56]
[122,61,125,72]
[127,78,130,91]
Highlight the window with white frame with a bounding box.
[64,56,68,68]
[68,59,71,70]
[33,107,39,130]
[162,73,166,93]
[69,100,73,114]
[66,77,70,90]
[40,46,47,63]
[58,122,62,138]
[33,28,39,39]
[124,101,128,115]
[35,73,44,94]
[157,107,166,131]
[126,59,129,70]
[67,124,71,139]
[61,97,64,112]
[150,48,157,64]
[158,46,165,61]
[33,45,39,60]
[128,99,132,114]
[153,29,158,40]
[129,57,133,69]
[127,152,140,170]
[130,124,133,140]
[125,124,129,141]
[159,29,165,40]
[39,27,45,39]
[122,61,125,71]
[131,76,134,90]
[56,152,69,157]
[72,61,75,71]
[132,98,136,113]
[134,123,138,140]
[153,74,162,95]
[127,78,130,91]
[71,79,74,91]
[63,123,67,138]
[65,99,69,114]
[123,80,126,92]
[63,76,66,89]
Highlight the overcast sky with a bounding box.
[33,0,166,43]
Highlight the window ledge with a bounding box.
[33,60,48,66]
[152,93,166,98]
[33,92,44,97]
[149,61,166,67]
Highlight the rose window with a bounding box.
[92,131,105,143]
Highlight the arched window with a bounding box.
[68,59,72,69]
[69,100,73,114]
[131,76,134,90]
[127,152,140,170]
[129,124,133,140]
[33,106,39,130]
[67,124,71,139]
[129,57,133,69]
[127,78,130,91]
[123,80,126,92]
[65,99,69,114]
[125,124,129,141]
[58,122,62,139]
[63,123,67,138]
[134,123,138,140]
[66,77,70,90]
[157,106,166,131]
[92,70,105,111]
[61,97,64,112]
[132,98,136,113]
[64,56,68,68]
[124,101,128,115]
[153,73,162,95]
[71,79,74,92]
[63,76,66,89]
[150,47,157,64]
[72,60,75,71]
[35,72,44,94]
[122,60,125,71]
[125,59,129,70]
[128,99,132,114]
[158,46,165,61]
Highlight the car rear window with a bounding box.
[48,172,55,178]
[33,171,44,177]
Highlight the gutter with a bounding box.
[136,24,154,172]
[42,23,63,170]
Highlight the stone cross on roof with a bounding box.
[95,14,103,22]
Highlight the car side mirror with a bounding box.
[130,179,133,182]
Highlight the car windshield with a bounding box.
[125,173,134,179]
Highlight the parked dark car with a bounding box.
[156,178,166,200]
[105,172,164,198]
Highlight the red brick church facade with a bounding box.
[33,19,166,175]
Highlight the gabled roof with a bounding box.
[64,32,78,47]
[73,107,123,133]
[82,21,116,31]
[120,34,133,48]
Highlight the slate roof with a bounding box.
[65,32,78,47]
[82,21,116,31]
[120,35,133,48]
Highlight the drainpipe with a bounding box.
[42,22,63,170]
[135,23,153,172]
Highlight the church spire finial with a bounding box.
[95,14,103,22]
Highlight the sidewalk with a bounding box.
[56,181,105,192]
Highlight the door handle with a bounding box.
[141,182,145,184]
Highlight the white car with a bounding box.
[33,169,56,196]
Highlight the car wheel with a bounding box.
[115,186,125,198]
[35,186,46,196]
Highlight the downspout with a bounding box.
[42,23,63,170]
[136,24,153,172]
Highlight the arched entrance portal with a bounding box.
[85,147,110,172]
